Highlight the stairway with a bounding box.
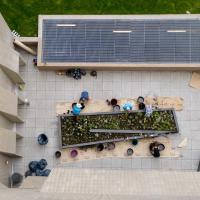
[41,168,200,199]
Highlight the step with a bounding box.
[41,168,200,198]
[0,182,7,189]
[20,176,47,190]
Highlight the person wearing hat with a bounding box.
[72,103,82,116]
[150,145,160,158]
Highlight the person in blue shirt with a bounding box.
[80,90,89,103]
[72,103,82,116]
[123,102,133,111]
[71,90,89,116]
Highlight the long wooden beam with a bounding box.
[13,39,36,55]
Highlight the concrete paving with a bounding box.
[14,48,200,175]
[41,168,200,198]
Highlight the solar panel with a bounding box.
[42,19,200,63]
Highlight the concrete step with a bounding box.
[20,176,47,190]
[0,182,7,189]
[41,168,200,198]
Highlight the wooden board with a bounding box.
[189,72,200,90]
[61,137,179,163]
[56,96,183,115]
[156,97,184,111]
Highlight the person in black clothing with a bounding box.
[80,103,85,110]
[151,146,160,158]
[149,142,164,158]
[138,102,146,110]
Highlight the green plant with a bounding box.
[61,109,178,147]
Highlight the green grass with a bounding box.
[1,0,200,36]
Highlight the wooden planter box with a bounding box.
[59,108,179,148]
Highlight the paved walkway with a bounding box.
[14,48,200,175]
[41,168,200,198]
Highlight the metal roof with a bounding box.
[41,18,200,64]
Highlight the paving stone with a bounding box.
[55,81,65,91]
[102,90,113,99]
[103,81,113,91]
[141,158,152,169]
[181,160,192,170]
[121,158,132,169]
[131,71,142,82]
[122,71,132,82]
[101,158,112,168]
[111,158,122,169]
[103,71,113,81]
[93,81,103,91]
[113,72,122,80]
[181,149,192,160]
[141,71,151,82]
[131,158,142,169]
[151,159,162,169]
[192,150,200,159]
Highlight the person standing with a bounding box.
[80,90,89,103]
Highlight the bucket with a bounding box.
[70,149,78,158]
[113,105,120,112]
[127,148,134,156]
[55,151,62,158]
[11,173,23,186]
[38,134,48,145]
[111,98,118,106]
[107,142,115,150]
[132,139,138,146]
[96,144,104,152]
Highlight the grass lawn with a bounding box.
[0,0,200,36]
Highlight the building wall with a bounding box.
[0,86,18,116]
[0,13,16,129]
[0,154,12,186]
[0,68,14,91]
[0,68,15,130]
[0,13,22,186]
[0,115,14,130]
[0,129,16,154]
[0,13,13,48]
[0,40,20,73]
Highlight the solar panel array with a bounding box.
[42,19,200,63]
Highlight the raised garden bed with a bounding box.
[60,109,178,148]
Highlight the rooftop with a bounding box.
[38,15,200,69]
